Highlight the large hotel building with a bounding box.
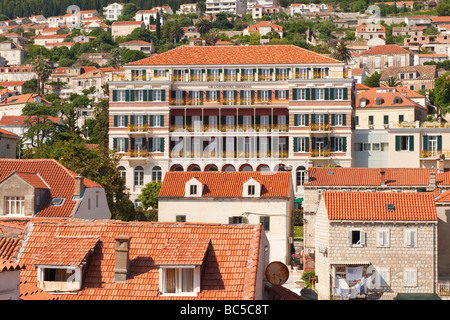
[108,45,355,202]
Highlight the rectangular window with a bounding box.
[163,268,195,294]
[4,196,25,215]
[248,185,255,195]
[405,229,417,247]
[298,114,307,126]
[355,143,363,151]
[117,138,126,152]
[315,88,325,100]
[190,185,197,195]
[404,268,417,286]
[153,90,162,102]
[298,88,306,100]
[335,114,343,126]
[176,215,186,222]
[334,88,344,100]
[260,216,270,231]
[377,230,389,247]
[397,136,413,151]
[376,268,390,288]
[349,230,365,246]
[368,116,374,125]
[118,115,126,127]
[229,216,244,224]
[297,137,308,152]
[117,90,126,102]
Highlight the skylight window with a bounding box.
[386,204,395,211]
[50,198,65,206]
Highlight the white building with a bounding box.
[158,171,294,264]
[103,2,124,21]
[205,0,248,16]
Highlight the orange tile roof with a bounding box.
[360,44,411,55]
[323,191,437,221]
[17,220,263,300]
[0,236,21,260]
[0,128,18,137]
[356,24,386,32]
[155,238,210,266]
[0,81,26,86]
[127,45,340,66]
[0,159,101,218]
[34,34,70,39]
[305,167,448,187]
[436,190,450,202]
[20,281,59,300]
[247,21,283,32]
[112,21,144,25]
[1,94,51,106]
[159,171,291,198]
[0,115,61,126]
[356,87,426,109]
[0,258,24,273]
[33,236,100,266]
[13,172,49,189]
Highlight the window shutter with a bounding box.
[294,114,299,126]
[285,89,289,100]
[395,136,401,151]
[405,230,411,246]
[149,138,153,152]
[331,114,335,126]
[124,116,128,127]
[330,88,335,100]
[305,114,309,126]
[161,90,166,101]
[360,231,366,246]
[325,88,329,100]
[160,115,164,127]
[305,137,309,152]
[438,135,443,151]
[324,114,329,124]
[130,138,135,150]
[275,90,279,99]
[409,135,414,151]
[306,88,310,100]
[311,88,316,100]
[343,137,347,152]
[130,90,135,101]
[148,90,153,102]
[324,137,328,149]
[311,114,315,124]
[348,230,353,246]
[292,88,298,101]
[124,138,128,152]
[330,137,335,152]
[125,90,130,102]
[112,90,117,101]
[343,88,348,100]
[114,115,118,127]
[130,115,135,125]
[149,115,154,127]
[142,137,146,150]
[342,114,347,126]
[206,91,210,100]
[113,138,117,150]
[143,90,148,101]
[160,137,165,152]
[422,135,428,151]
[143,115,147,125]
[378,231,384,246]
[293,137,298,152]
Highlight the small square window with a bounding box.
[176,215,186,222]
[386,204,395,211]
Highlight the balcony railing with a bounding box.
[272,124,289,132]
[127,150,149,158]
[241,74,254,81]
[258,75,272,81]
[224,75,238,81]
[221,98,237,105]
[169,98,185,106]
[189,75,203,82]
[272,151,289,158]
[420,150,449,158]
[275,74,289,81]
[207,75,220,82]
[240,98,254,105]
[187,99,203,106]
[310,124,331,131]
[173,75,184,82]
[295,73,309,79]
[309,149,330,157]
[127,124,148,132]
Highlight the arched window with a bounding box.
[118,166,126,181]
[152,166,162,182]
[134,166,144,186]
[296,166,306,187]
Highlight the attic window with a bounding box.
[393,97,403,104]
[189,185,197,195]
[375,97,384,105]
[327,171,334,175]
[386,204,395,211]
[49,198,65,206]
[248,185,256,195]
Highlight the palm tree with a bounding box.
[202,28,220,46]
[331,40,353,65]
[31,55,51,95]
[420,46,432,54]
[385,76,402,87]
[195,18,212,35]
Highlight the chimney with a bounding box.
[380,170,386,187]
[74,174,84,197]
[305,169,310,183]
[438,154,445,174]
[114,235,132,283]
[429,171,436,188]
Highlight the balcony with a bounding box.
[127,150,149,158]
[420,150,449,158]
[272,150,288,158]
[173,75,184,82]
[224,75,238,82]
[294,73,309,80]
[275,74,289,81]
[169,98,186,106]
[187,99,203,106]
[207,75,220,82]
[189,75,203,82]
[127,124,148,132]
[258,75,272,81]
[240,98,254,105]
[241,74,254,81]
[310,124,330,131]
[221,98,237,105]
[309,149,330,157]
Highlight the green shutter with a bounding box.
[293,137,298,152]
[311,114,315,124]
[330,137,335,152]
[342,114,347,126]
[148,90,153,101]
[124,115,128,127]
[124,138,128,152]
[399,115,404,122]
[306,88,311,100]
[409,135,414,151]
[143,115,147,125]
[438,135,442,151]
[285,90,289,100]
[130,138,135,150]
[294,114,299,126]
[384,115,389,125]
[324,114,329,124]
[395,136,401,151]
[142,138,146,150]
[343,137,347,152]
[331,114,335,126]
[113,138,117,150]
[125,90,130,102]
[114,115,118,127]
[112,90,117,101]
[160,137,165,152]
[161,89,166,101]
[423,135,428,151]
[305,137,309,152]
[160,115,164,127]
[143,90,148,101]
[149,138,153,152]
[305,114,309,126]
[292,88,298,101]
[149,115,154,127]
[330,88,335,100]
[343,88,348,100]
[130,90,135,101]
[325,88,329,100]
[130,115,135,125]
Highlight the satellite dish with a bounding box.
[265,261,289,286]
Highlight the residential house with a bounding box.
[403,34,450,55]
[414,53,448,66]
[182,26,200,41]
[243,21,283,38]
[33,34,70,46]
[76,53,112,66]
[30,15,47,24]
[71,68,108,102]
[176,3,200,15]
[44,42,76,50]
[349,68,368,84]
[205,0,247,16]
[374,1,414,9]
[0,41,25,66]
[81,20,111,33]
[0,93,51,117]
[355,24,386,41]
[359,44,413,75]
[46,16,65,28]
[315,191,438,300]
[108,45,354,202]
[251,5,282,19]
[158,171,294,264]
[380,65,438,91]
[103,2,124,21]
[0,81,27,94]
[119,40,154,55]
[111,21,146,40]
[72,35,96,43]
[288,3,328,16]
[0,115,62,148]
[40,27,65,36]
[0,128,19,158]
[392,26,426,37]
[0,159,111,219]
[2,218,276,300]
[135,6,172,25]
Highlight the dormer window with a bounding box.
[375,97,384,105]
[393,96,403,104]
[185,177,204,197]
[243,178,261,197]
[190,185,197,195]
[360,98,367,108]
[49,198,65,206]
[248,185,255,195]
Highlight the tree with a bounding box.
[433,72,450,115]
[436,2,450,16]
[118,2,137,21]
[93,98,109,149]
[124,27,155,43]
[423,25,439,36]
[197,1,206,15]
[21,102,59,148]
[202,28,220,45]
[138,181,162,210]
[108,47,128,68]
[364,72,381,87]
[384,76,402,87]
[123,50,148,64]
[30,55,51,94]
[332,39,352,64]
[196,18,212,35]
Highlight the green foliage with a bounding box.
[123,50,148,64]
[364,72,381,88]
[294,209,303,226]
[301,270,316,289]
[433,72,450,115]
[138,181,162,210]
[436,2,450,16]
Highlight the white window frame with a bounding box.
[159,266,199,297]
[404,229,417,247]
[153,90,162,102]
[334,137,344,152]
[335,114,343,126]
[118,115,126,127]
[349,229,366,247]
[334,88,344,100]
[375,267,390,288]
[404,268,417,287]
[377,229,390,247]
[298,88,306,100]
[4,196,25,216]
[298,137,307,152]
[316,88,325,100]
[117,137,126,153]
[117,90,126,102]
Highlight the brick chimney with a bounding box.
[74,174,84,197]
[438,154,445,174]
[114,235,131,283]
[429,170,436,189]
[380,170,386,187]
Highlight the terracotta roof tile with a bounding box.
[13,172,48,189]
[128,45,340,66]
[17,220,263,300]
[356,86,426,109]
[360,44,411,55]
[33,236,100,266]
[155,238,210,265]
[323,191,437,221]
[0,258,24,273]
[0,128,18,137]
[20,281,59,300]
[159,171,291,198]
[0,115,61,126]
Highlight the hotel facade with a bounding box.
[107,45,355,202]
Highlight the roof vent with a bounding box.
[327,170,334,175]
[386,204,395,211]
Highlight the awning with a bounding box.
[294,198,303,203]
[330,260,371,265]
